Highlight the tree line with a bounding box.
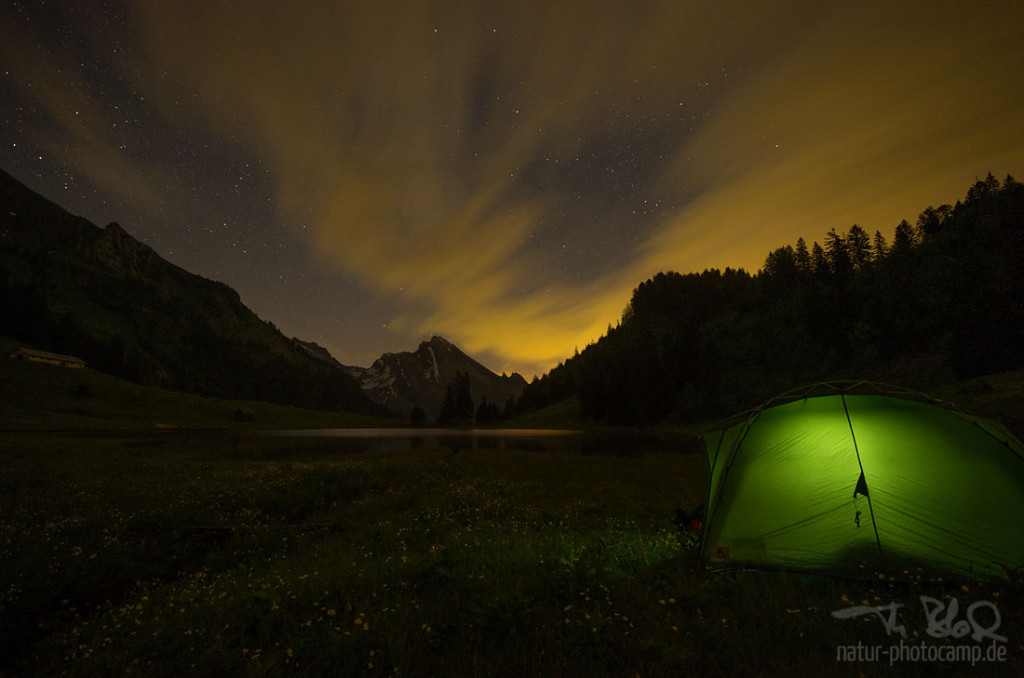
[412,371,509,426]
[512,173,1024,424]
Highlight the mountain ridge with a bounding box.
[346,335,527,421]
[1,167,525,421]
[0,168,387,416]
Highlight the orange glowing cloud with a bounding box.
[637,1,1024,278]
[11,1,1019,377]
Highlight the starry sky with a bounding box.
[3,1,1023,378]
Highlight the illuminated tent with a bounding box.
[699,383,1024,579]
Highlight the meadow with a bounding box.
[2,432,1021,677]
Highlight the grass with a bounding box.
[1,433,1021,677]
[508,395,582,429]
[931,368,1024,439]
[2,343,1022,675]
[0,336,398,431]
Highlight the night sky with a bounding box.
[3,1,1023,378]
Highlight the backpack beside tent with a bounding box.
[699,382,1024,579]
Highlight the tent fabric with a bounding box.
[700,384,1024,579]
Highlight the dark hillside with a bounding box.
[0,169,390,416]
[516,174,1024,424]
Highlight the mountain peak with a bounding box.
[103,221,128,237]
[93,221,156,275]
[292,338,344,369]
[350,336,526,420]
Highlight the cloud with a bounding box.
[0,18,169,218]
[638,0,1024,276]
[130,3,816,370]
[11,1,1020,376]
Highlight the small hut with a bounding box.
[9,348,87,368]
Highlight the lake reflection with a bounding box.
[251,427,700,456]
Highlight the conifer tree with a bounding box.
[794,237,811,274]
[872,230,888,260]
[811,241,827,275]
[892,219,916,255]
[965,172,1000,204]
[437,385,457,426]
[455,371,474,423]
[846,224,871,269]
[824,228,850,275]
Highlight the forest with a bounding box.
[514,173,1024,424]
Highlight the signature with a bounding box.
[831,597,1007,643]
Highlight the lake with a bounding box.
[247,427,703,456]
[7,426,703,457]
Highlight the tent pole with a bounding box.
[841,394,884,561]
[700,411,762,561]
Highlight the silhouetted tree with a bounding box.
[409,405,427,425]
[892,219,917,256]
[794,237,811,274]
[437,371,474,425]
[872,230,888,260]
[846,224,871,269]
[476,396,500,423]
[965,172,1000,204]
[437,386,457,426]
[455,371,474,422]
[916,205,952,239]
[824,228,850,276]
[811,242,828,276]
[762,245,798,291]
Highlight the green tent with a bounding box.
[700,382,1024,579]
